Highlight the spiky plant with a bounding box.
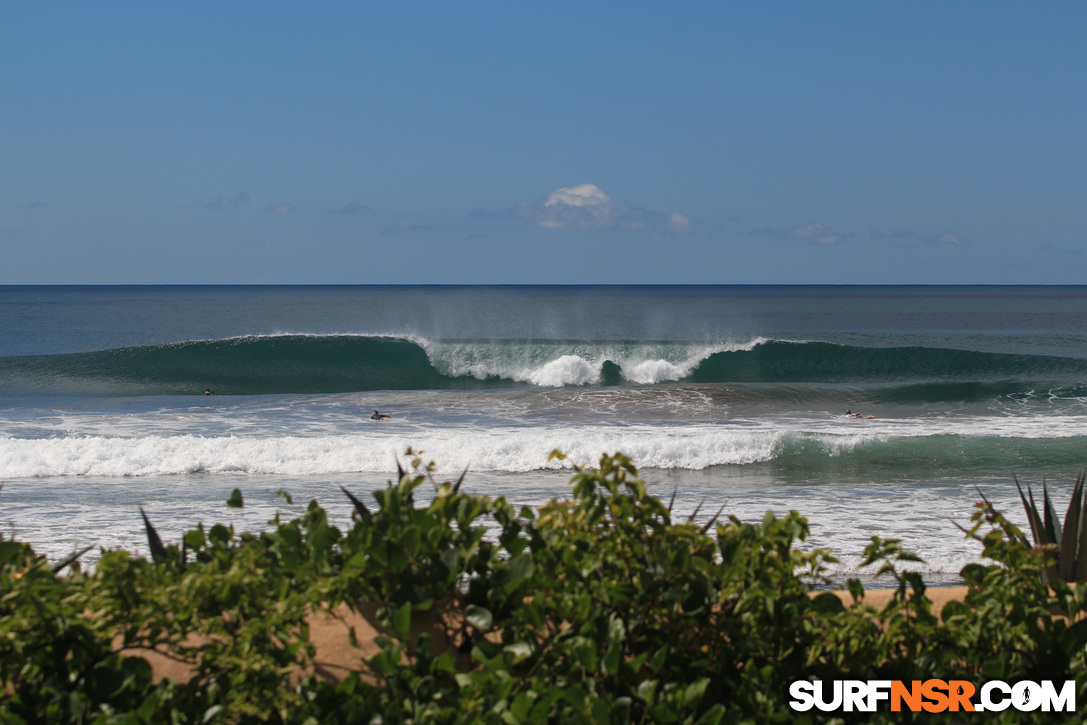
[1015,473,1087,582]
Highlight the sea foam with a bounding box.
[523,355,601,386]
[0,427,806,478]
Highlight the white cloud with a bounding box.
[546,183,611,208]
[668,212,692,233]
[512,184,693,234]
[536,183,616,228]
[791,223,842,245]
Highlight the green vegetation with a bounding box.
[1012,474,1087,582]
[2,452,1087,723]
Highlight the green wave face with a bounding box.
[687,341,1087,384]
[0,335,510,396]
[2,335,1087,398]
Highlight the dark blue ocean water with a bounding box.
[2,285,1086,583]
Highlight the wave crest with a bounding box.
[2,334,1085,396]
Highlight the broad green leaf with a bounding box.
[465,604,493,631]
[393,602,412,642]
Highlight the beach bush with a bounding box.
[1012,473,1087,583]
[1,452,1086,723]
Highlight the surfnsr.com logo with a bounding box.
[788,679,1076,714]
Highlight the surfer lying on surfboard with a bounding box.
[845,409,875,419]
[371,410,391,421]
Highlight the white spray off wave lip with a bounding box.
[421,338,768,386]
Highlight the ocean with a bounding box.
[2,284,1086,585]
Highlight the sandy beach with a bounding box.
[126,587,973,684]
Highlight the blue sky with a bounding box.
[2,2,1085,284]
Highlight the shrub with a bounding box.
[0,451,1085,723]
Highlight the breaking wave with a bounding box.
[1,335,1085,397]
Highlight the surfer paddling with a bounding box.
[845,409,874,419]
[371,410,391,421]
